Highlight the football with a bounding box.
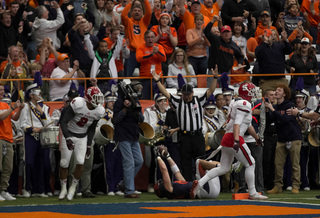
[157,145,169,158]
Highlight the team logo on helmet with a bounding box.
[85,87,104,107]
[238,82,257,102]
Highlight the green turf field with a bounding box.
[1,190,320,207]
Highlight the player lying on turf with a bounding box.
[154,145,221,199]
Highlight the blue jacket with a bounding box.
[113,95,144,142]
[267,99,301,142]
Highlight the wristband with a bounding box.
[213,76,218,79]
[87,146,91,148]
[10,106,15,111]
[155,79,161,83]
[235,139,239,142]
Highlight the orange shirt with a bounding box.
[300,0,319,27]
[0,60,27,78]
[287,29,313,42]
[246,37,258,63]
[200,2,220,24]
[177,21,187,46]
[35,53,60,62]
[230,59,249,85]
[0,102,14,143]
[103,36,126,72]
[121,0,152,51]
[136,43,166,77]
[150,25,177,55]
[181,10,211,31]
[254,22,278,45]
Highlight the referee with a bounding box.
[152,66,218,181]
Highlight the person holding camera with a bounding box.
[113,81,144,198]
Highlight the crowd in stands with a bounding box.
[1,0,320,200]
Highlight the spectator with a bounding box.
[251,0,270,16]
[265,84,302,194]
[177,0,211,31]
[136,30,166,99]
[150,13,178,76]
[255,29,292,94]
[121,0,151,77]
[149,0,162,28]
[276,3,309,36]
[262,89,277,191]
[113,81,144,198]
[113,0,129,14]
[287,37,318,95]
[204,16,244,81]
[31,1,64,51]
[35,37,59,79]
[200,0,223,21]
[0,4,24,60]
[87,34,126,93]
[220,0,259,28]
[287,21,313,43]
[166,49,197,89]
[68,17,99,77]
[0,46,28,101]
[49,53,85,101]
[255,10,278,45]
[152,64,218,181]
[0,84,24,201]
[309,0,320,51]
[103,26,130,77]
[186,13,210,76]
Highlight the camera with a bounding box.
[265,97,269,103]
[118,81,142,111]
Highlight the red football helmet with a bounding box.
[85,86,104,107]
[238,82,257,102]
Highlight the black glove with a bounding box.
[66,138,75,150]
[256,138,263,146]
[86,146,91,159]
[233,140,240,153]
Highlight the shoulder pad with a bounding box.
[96,105,106,117]
[70,97,85,110]
[235,100,251,112]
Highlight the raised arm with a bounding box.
[152,70,171,100]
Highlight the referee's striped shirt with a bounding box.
[170,92,207,132]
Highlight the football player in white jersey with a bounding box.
[59,86,105,201]
[191,82,268,200]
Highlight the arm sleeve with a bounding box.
[204,21,216,44]
[258,103,266,139]
[87,120,99,146]
[84,34,95,60]
[59,105,75,138]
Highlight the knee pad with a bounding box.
[60,158,69,168]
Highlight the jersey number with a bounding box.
[76,117,88,127]
[133,25,141,35]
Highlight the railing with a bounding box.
[1,72,318,100]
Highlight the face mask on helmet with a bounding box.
[85,87,104,107]
[154,179,165,198]
[238,83,257,102]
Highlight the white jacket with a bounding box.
[32,8,65,50]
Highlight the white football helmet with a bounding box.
[85,86,104,107]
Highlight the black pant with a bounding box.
[178,133,205,181]
[263,134,277,190]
